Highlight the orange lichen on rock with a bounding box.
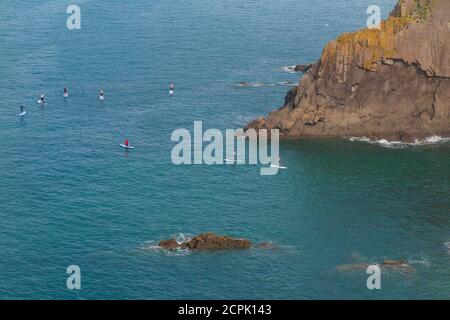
[323,16,415,72]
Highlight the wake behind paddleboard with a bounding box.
[270,164,287,169]
[120,144,135,149]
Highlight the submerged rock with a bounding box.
[337,259,411,272]
[159,233,252,251]
[255,242,276,249]
[246,0,450,141]
[337,263,370,272]
[382,259,409,268]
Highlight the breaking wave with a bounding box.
[407,257,431,267]
[237,80,294,88]
[280,65,298,73]
[141,233,193,256]
[238,81,264,88]
[348,136,450,148]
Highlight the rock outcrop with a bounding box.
[246,0,450,141]
[159,232,252,250]
[294,64,312,72]
[158,239,180,250]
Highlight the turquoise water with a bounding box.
[1,0,449,299]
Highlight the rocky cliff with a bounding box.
[246,0,450,141]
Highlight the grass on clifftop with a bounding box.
[413,0,433,21]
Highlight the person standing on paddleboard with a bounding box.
[20,105,24,113]
[125,139,129,147]
[64,88,68,97]
[278,157,283,166]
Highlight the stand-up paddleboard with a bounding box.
[99,95,105,101]
[63,93,69,98]
[37,100,44,104]
[270,164,287,169]
[224,158,244,164]
[120,144,135,149]
[169,90,174,96]
[19,111,26,117]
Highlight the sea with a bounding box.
[0,0,449,299]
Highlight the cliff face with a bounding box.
[247,0,450,141]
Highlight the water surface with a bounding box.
[1,0,449,299]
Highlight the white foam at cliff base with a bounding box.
[238,82,264,87]
[348,136,450,148]
[238,81,294,88]
[281,65,297,73]
[277,80,295,86]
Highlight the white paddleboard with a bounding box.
[224,159,244,163]
[99,95,105,101]
[120,144,135,149]
[37,100,43,104]
[63,93,69,98]
[270,164,287,169]
[169,90,174,96]
[19,111,26,117]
